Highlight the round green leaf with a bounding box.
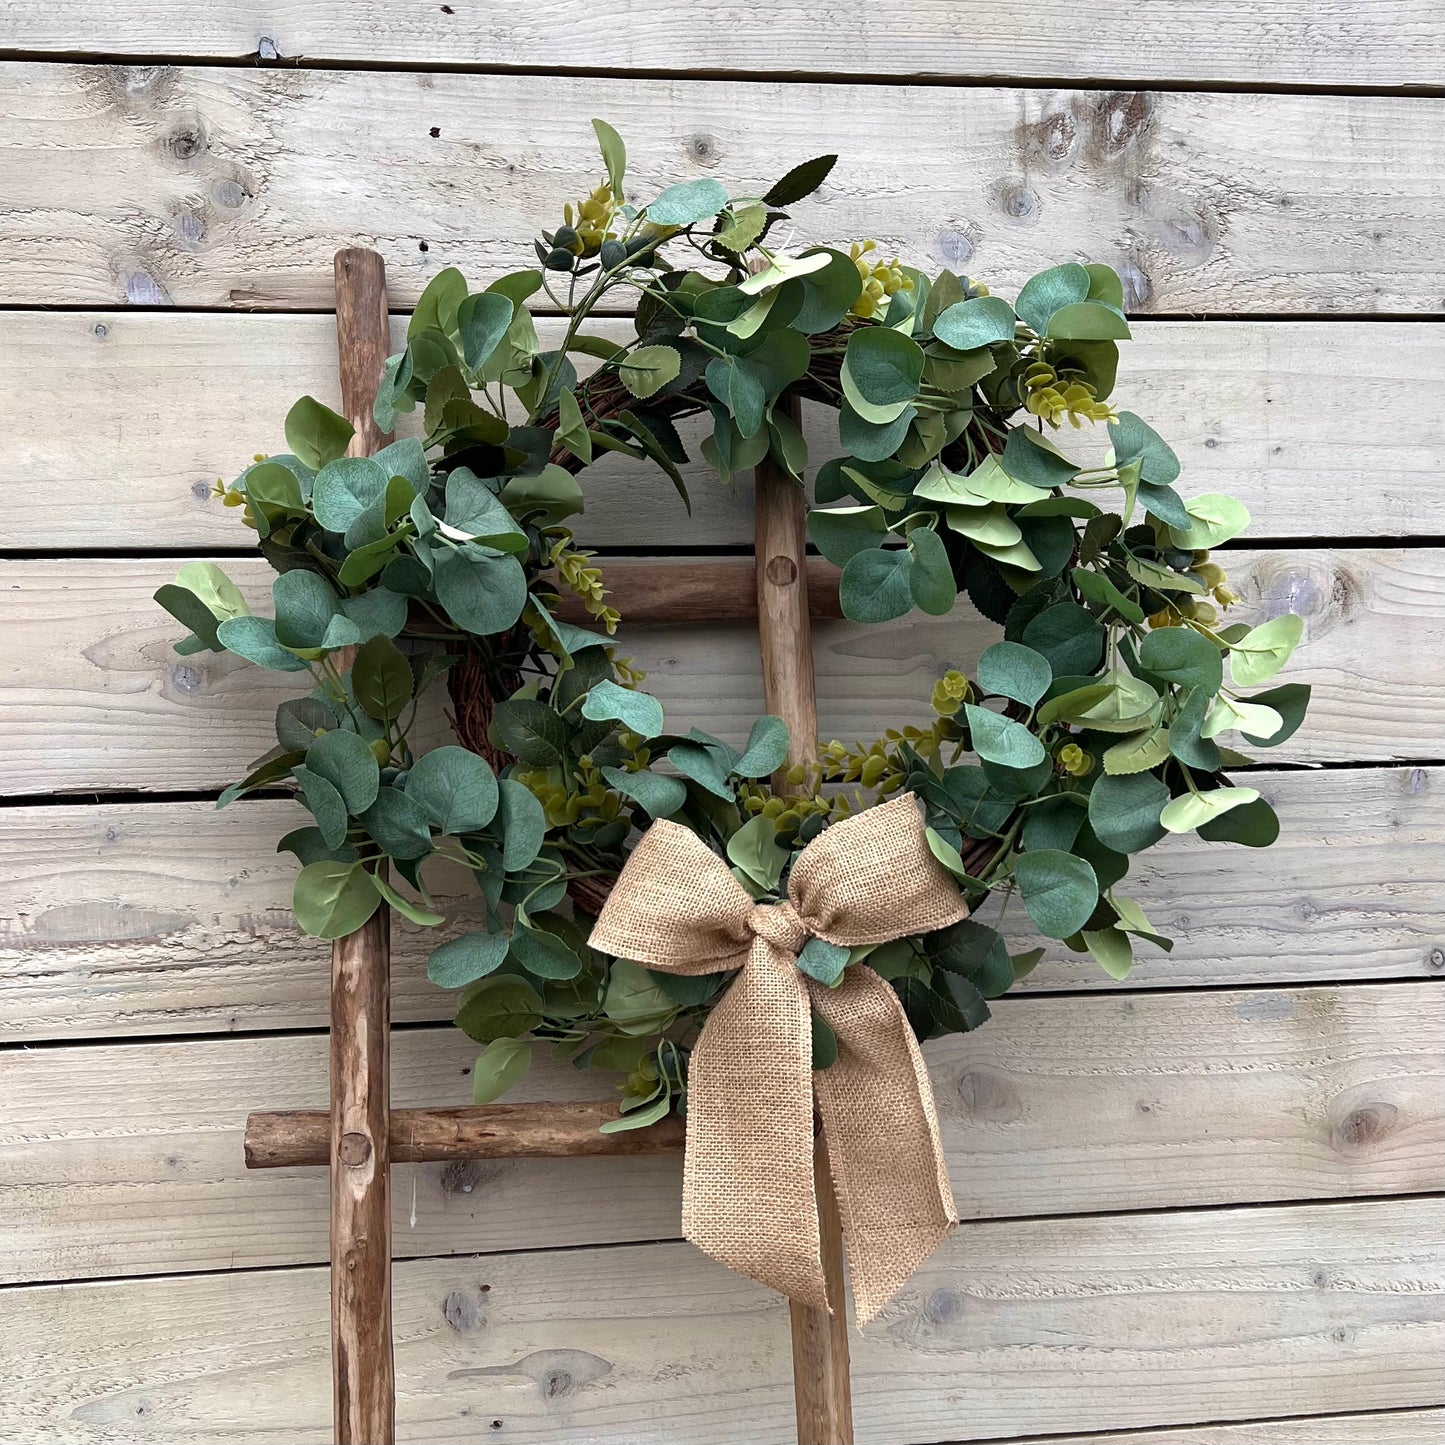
[581,679,665,739]
[645,177,729,226]
[1022,602,1106,675]
[434,549,527,635]
[311,456,388,534]
[839,547,913,624]
[618,344,682,399]
[294,766,349,848]
[809,505,890,566]
[733,715,792,778]
[1014,263,1090,336]
[1139,626,1224,693]
[964,704,1047,770]
[601,766,688,819]
[1046,301,1131,341]
[359,786,433,861]
[406,745,499,834]
[1087,772,1169,853]
[1013,849,1100,940]
[977,641,1052,706]
[471,1036,533,1105]
[509,924,584,980]
[428,931,510,988]
[1083,926,1134,979]
[842,326,925,408]
[1160,786,1260,835]
[932,296,1016,350]
[496,778,547,872]
[907,527,956,616]
[1001,428,1080,489]
[1197,795,1281,847]
[1107,411,1179,485]
[285,396,354,471]
[293,860,381,940]
[216,616,311,672]
[306,728,381,815]
[455,974,544,1042]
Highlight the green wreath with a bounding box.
[157,120,1309,1124]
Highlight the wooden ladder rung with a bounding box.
[550,555,843,625]
[245,1101,686,1168]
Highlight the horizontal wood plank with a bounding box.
[0,547,1437,797]
[1004,1407,1445,1445]
[3,66,1444,311]
[2,1198,1441,1442]
[2,767,1441,1044]
[6,2,1441,87]
[6,314,1442,549]
[2,983,1439,1283]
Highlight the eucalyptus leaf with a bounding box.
[471,1036,533,1105]
[1013,849,1100,940]
[293,860,380,940]
[429,930,510,988]
[1160,786,1261,835]
[581,679,664,739]
[977,641,1052,706]
[406,745,499,834]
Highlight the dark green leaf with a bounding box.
[908,527,956,615]
[1139,625,1223,693]
[1197,795,1281,847]
[434,548,527,635]
[763,154,837,207]
[429,930,510,988]
[1001,427,1079,489]
[842,326,925,407]
[734,716,792,778]
[360,786,433,861]
[1108,411,1180,485]
[810,1011,839,1070]
[496,777,547,871]
[306,727,381,815]
[217,616,310,672]
[351,635,413,721]
[1239,683,1311,748]
[1022,602,1105,675]
[839,547,913,623]
[510,925,584,980]
[1087,772,1169,853]
[491,699,569,768]
[294,766,349,847]
[602,765,688,818]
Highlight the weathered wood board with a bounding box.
[6,313,1443,550]
[2,65,1444,311]
[7,2,1441,87]
[2,1197,1442,1443]
[3,766,1441,1043]
[0,548,1438,798]
[2,984,1440,1284]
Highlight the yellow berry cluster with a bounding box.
[1056,741,1093,777]
[514,754,626,832]
[1021,359,1117,428]
[561,185,619,258]
[1145,550,1241,630]
[848,240,914,320]
[547,530,620,635]
[930,668,972,717]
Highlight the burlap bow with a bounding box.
[589,791,968,1324]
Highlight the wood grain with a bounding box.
[3,66,1444,312]
[1,547,1437,797]
[2,764,1440,1044]
[7,315,1443,550]
[4,983,1439,1285]
[6,2,1441,86]
[1,1198,1441,1442]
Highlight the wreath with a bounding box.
[158,120,1310,1130]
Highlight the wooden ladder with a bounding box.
[245,248,854,1445]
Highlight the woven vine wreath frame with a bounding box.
[157,123,1313,1445]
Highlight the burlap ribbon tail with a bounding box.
[588,791,968,1325]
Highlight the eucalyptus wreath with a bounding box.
[157,121,1309,1125]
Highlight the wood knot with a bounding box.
[337,1131,372,1166]
[765,555,797,587]
[1330,1101,1398,1153]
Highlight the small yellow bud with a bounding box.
[1058,743,1094,777]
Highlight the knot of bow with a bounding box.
[589,791,968,1324]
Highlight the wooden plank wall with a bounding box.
[1,8,1443,1443]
